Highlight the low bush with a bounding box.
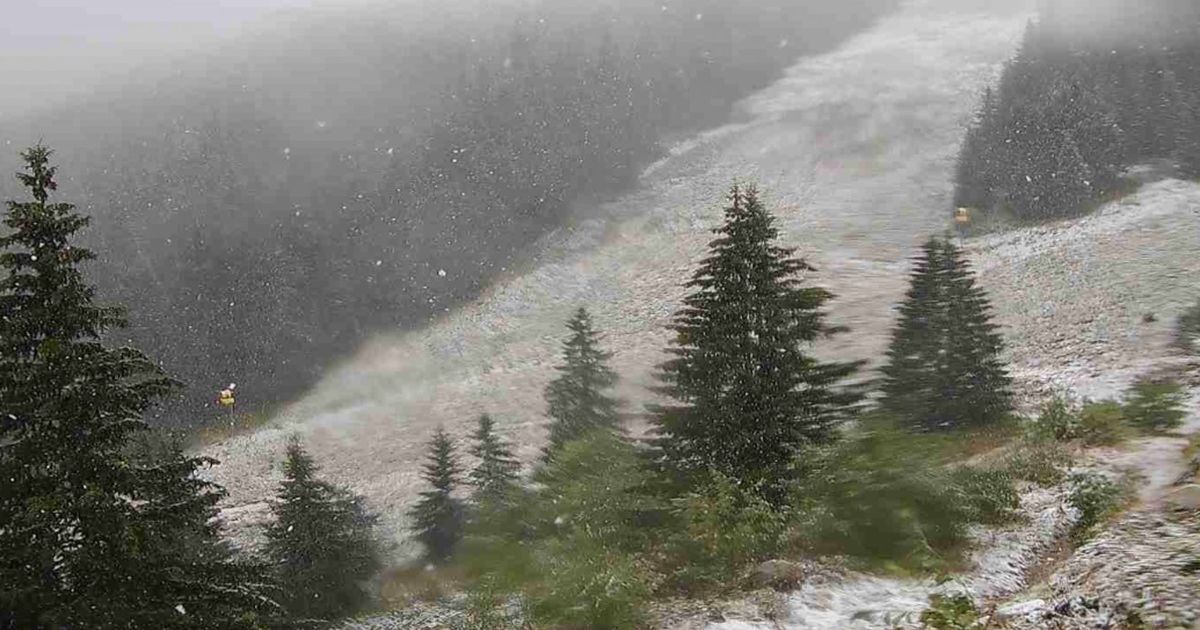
[793,425,986,571]
[1123,378,1187,433]
[462,431,662,628]
[1027,394,1079,442]
[953,467,1020,524]
[1076,400,1131,446]
[530,430,665,550]
[1005,441,1073,487]
[1068,471,1128,542]
[663,473,786,592]
[525,535,651,630]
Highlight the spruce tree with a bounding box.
[409,427,464,564]
[879,237,1013,431]
[651,184,861,506]
[468,414,520,505]
[0,145,280,628]
[542,307,622,459]
[264,439,381,622]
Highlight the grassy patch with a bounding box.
[378,564,468,608]
[186,407,280,447]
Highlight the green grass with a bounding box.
[186,406,281,448]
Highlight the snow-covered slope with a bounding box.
[205,0,1039,554]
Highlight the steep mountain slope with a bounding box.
[205,0,1038,554]
[0,0,894,419]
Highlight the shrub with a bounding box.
[525,534,651,630]
[664,473,786,591]
[953,467,1020,524]
[530,431,665,549]
[1123,379,1187,433]
[1068,472,1127,542]
[1076,400,1131,446]
[795,425,983,570]
[1004,441,1072,487]
[1028,394,1079,442]
[920,593,983,629]
[463,431,661,629]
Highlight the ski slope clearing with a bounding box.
[198,0,1200,627]
[206,0,1034,557]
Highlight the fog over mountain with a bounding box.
[1,0,897,424]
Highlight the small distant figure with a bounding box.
[954,207,972,227]
[218,383,236,410]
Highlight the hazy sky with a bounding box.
[0,0,327,118]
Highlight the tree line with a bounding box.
[954,0,1200,223]
[2,147,1020,627]
[0,0,897,424]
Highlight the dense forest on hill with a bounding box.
[0,0,896,425]
[954,0,1200,224]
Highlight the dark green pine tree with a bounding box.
[468,414,520,505]
[879,237,1013,431]
[408,427,465,564]
[264,439,382,622]
[651,184,861,506]
[542,307,622,459]
[0,145,280,628]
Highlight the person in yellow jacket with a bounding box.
[218,383,236,408]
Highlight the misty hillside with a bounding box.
[954,0,1200,223]
[0,0,896,423]
[4,0,1200,628]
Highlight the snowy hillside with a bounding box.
[202,0,1047,551]
[205,0,1039,555]
[196,0,1200,627]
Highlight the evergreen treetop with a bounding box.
[264,438,382,622]
[468,414,521,504]
[543,307,622,459]
[409,427,465,564]
[879,237,1013,431]
[0,145,280,628]
[651,184,861,506]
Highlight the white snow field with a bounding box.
[204,1,1200,624]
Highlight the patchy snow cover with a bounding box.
[1003,510,1200,630]
[657,483,1077,630]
